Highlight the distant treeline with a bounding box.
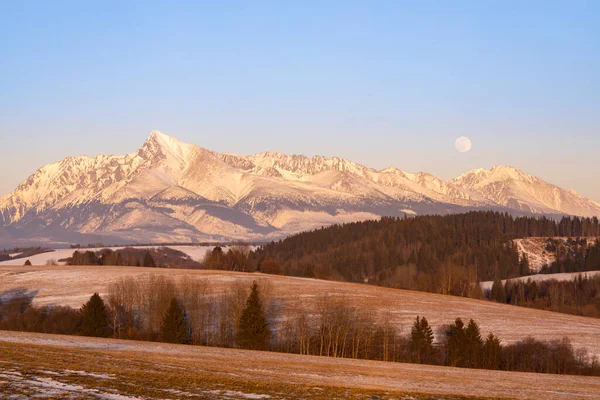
[0,280,598,376]
[66,247,201,269]
[0,247,53,262]
[489,275,600,317]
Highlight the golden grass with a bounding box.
[2,331,600,399]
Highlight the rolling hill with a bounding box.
[1,265,599,357]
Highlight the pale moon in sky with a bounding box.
[455,136,472,153]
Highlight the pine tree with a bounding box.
[79,293,110,337]
[464,319,483,368]
[24,259,32,266]
[161,298,191,344]
[490,279,505,303]
[445,318,466,367]
[519,255,530,276]
[143,252,156,268]
[237,281,270,350]
[483,333,502,370]
[410,316,435,363]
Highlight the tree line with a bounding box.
[539,238,600,274]
[0,279,598,376]
[488,275,600,317]
[252,212,600,286]
[67,247,201,269]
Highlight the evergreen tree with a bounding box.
[79,293,110,337]
[483,333,502,370]
[410,316,435,363]
[237,281,270,350]
[115,252,123,266]
[490,279,506,303]
[464,319,483,368]
[24,259,32,266]
[161,298,191,344]
[143,252,156,268]
[519,255,530,276]
[445,318,466,367]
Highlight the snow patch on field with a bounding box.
[205,389,272,399]
[64,369,116,380]
[0,369,138,399]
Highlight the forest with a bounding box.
[490,275,600,317]
[66,247,202,269]
[253,212,600,285]
[0,279,598,377]
[198,212,600,316]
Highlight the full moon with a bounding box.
[455,136,472,153]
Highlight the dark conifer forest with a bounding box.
[253,212,600,285]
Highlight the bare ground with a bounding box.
[1,331,600,399]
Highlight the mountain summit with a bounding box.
[1,132,599,245]
[452,166,600,217]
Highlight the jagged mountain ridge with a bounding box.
[0,131,598,245]
[452,166,600,218]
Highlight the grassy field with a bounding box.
[2,330,600,399]
[1,265,600,358]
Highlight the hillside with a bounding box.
[2,331,600,399]
[2,131,600,246]
[514,237,600,272]
[1,265,599,358]
[254,212,600,286]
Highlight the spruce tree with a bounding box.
[519,255,530,276]
[143,252,156,268]
[237,281,270,350]
[445,318,466,367]
[410,316,435,363]
[483,333,502,370]
[161,298,191,344]
[490,279,505,303]
[24,259,32,266]
[79,293,110,337]
[465,319,483,368]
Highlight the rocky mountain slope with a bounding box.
[1,131,598,245]
[453,166,600,217]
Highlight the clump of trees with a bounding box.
[486,275,600,317]
[200,245,254,272]
[0,247,53,263]
[540,239,600,274]
[68,247,201,269]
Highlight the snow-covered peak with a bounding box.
[454,165,540,188]
[452,166,600,217]
[143,130,192,161]
[1,131,599,245]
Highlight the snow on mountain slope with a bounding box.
[1,131,598,245]
[452,166,600,217]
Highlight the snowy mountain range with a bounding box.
[1,131,599,246]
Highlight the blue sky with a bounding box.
[1,1,599,200]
